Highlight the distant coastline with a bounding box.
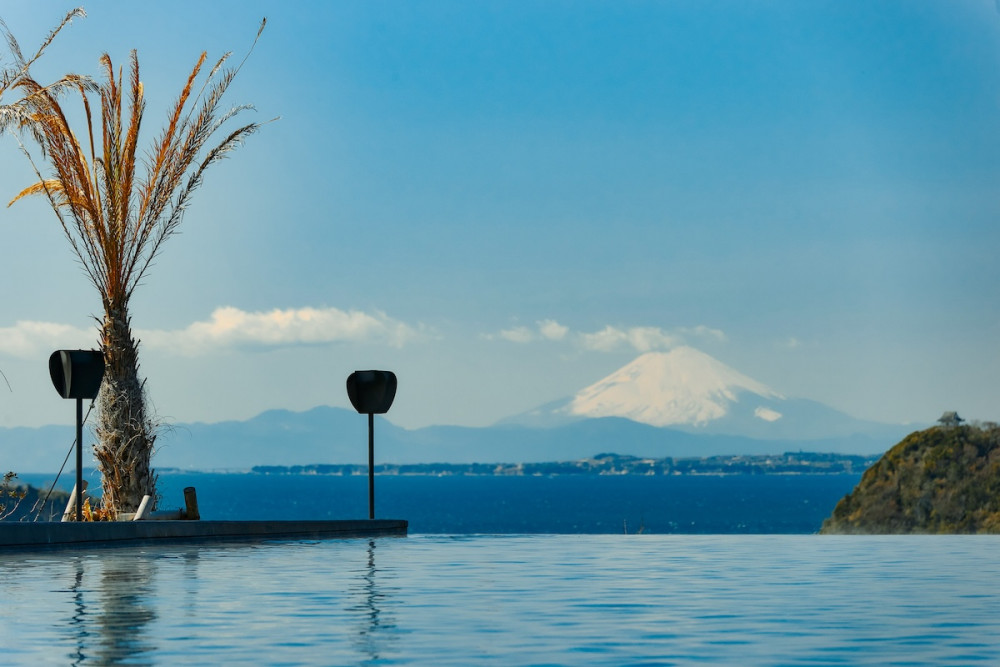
[249,452,878,477]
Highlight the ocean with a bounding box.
[6,473,1000,664]
[22,471,865,534]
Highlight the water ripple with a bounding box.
[0,535,999,664]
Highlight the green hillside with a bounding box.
[821,422,1000,534]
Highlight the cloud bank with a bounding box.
[495,318,569,344]
[486,320,726,353]
[0,321,96,357]
[0,306,423,358]
[140,306,421,354]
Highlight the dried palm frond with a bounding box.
[7,19,270,513]
[11,19,269,301]
[0,8,91,144]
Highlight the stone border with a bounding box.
[0,519,408,550]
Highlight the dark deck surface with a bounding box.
[0,519,408,550]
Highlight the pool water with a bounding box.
[1,534,998,665]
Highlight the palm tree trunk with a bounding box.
[94,300,157,514]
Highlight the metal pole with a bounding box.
[75,398,83,522]
[368,412,375,520]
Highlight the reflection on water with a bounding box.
[3,536,1000,664]
[349,540,397,661]
[68,560,86,666]
[0,539,397,664]
[60,550,173,666]
[93,556,158,664]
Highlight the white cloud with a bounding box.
[577,326,624,352]
[626,327,683,352]
[0,321,96,358]
[754,406,783,422]
[138,306,421,354]
[578,326,680,353]
[0,307,423,358]
[485,320,725,354]
[491,319,569,344]
[498,326,535,344]
[681,325,727,343]
[538,319,569,341]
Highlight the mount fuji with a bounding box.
[503,346,907,442]
[568,347,782,428]
[0,347,914,472]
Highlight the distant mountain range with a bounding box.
[503,347,908,442]
[0,347,919,472]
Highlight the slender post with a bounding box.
[75,398,83,522]
[368,412,375,519]
[183,486,200,520]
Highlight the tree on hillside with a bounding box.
[6,18,268,514]
[822,422,1000,534]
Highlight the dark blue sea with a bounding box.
[24,471,859,534]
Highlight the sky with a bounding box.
[0,0,999,431]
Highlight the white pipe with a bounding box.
[61,481,88,522]
[132,495,152,521]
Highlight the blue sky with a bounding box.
[1,0,999,430]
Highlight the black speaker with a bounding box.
[49,350,105,400]
[346,370,397,414]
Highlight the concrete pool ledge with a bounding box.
[0,519,408,550]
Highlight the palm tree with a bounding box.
[7,19,268,514]
[1,8,88,470]
[0,8,89,135]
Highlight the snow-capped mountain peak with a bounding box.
[565,346,783,428]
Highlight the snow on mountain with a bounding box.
[564,346,783,428]
[502,346,909,444]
